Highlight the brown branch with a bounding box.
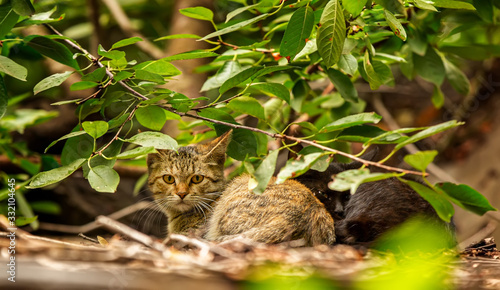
[100,0,165,59]
[95,215,167,252]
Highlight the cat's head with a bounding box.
[147,131,231,213]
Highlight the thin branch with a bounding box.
[95,215,167,252]
[101,0,164,59]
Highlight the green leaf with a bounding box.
[124,132,178,150]
[249,82,290,104]
[443,58,470,95]
[291,79,310,112]
[70,81,99,91]
[375,0,405,15]
[82,121,108,139]
[0,75,7,120]
[133,59,181,76]
[384,9,407,41]
[404,150,438,172]
[81,67,106,82]
[17,6,64,26]
[363,52,383,90]
[344,0,366,17]
[45,130,88,153]
[0,5,19,39]
[276,153,327,184]
[155,34,201,41]
[414,0,438,11]
[317,0,346,67]
[136,106,167,131]
[249,149,279,195]
[201,61,242,92]
[279,6,315,60]
[200,13,268,40]
[88,165,120,193]
[431,85,444,108]
[395,120,462,150]
[226,3,259,23]
[227,96,265,120]
[27,36,80,70]
[30,201,61,215]
[115,146,157,159]
[34,71,73,94]
[114,71,134,82]
[83,140,122,177]
[402,179,454,222]
[27,158,86,189]
[226,129,258,160]
[98,45,126,60]
[432,0,476,10]
[329,168,397,194]
[219,66,262,94]
[11,0,35,16]
[111,37,143,49]
[338,54,358,76]
[319,112,382,133]
[414,47,445,86]
[0,55,28,81]
[15,216,38,226]
[437,182,497,215]
[327,68,359,103]
[179,6,213,21]
[163,50,218,62]
[61,125,94,165]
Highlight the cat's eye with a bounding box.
[191,175,204,184]
[163,175,175,184]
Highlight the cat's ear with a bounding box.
[202,130,232,165]
[147,149,168,170]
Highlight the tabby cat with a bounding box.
[147,131,231,235]
[148,131,336,245]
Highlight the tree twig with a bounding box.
[100,0,164,59]
[95,215,167,252]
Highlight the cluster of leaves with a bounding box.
[0,0,498,227]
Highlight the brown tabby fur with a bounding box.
[205,175,336,246]
[147,131,231,235]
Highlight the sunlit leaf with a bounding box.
[329,168,397,193]
[111,37,143,49]
[404,150,438,172]
[179,6,214,21]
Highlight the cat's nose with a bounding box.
[177,192,188,199]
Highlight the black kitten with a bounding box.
[295,149,455,245]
